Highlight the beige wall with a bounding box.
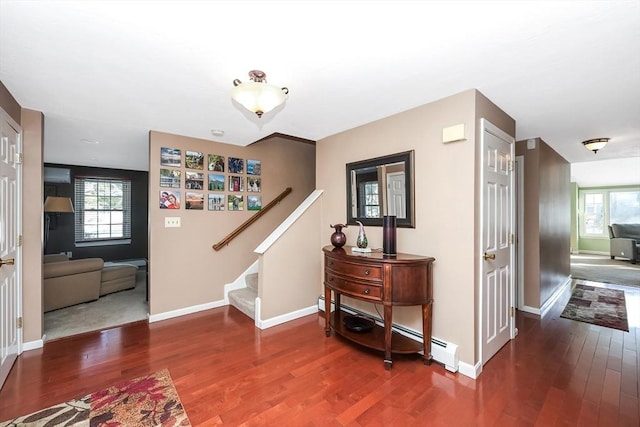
[21,109,45,342]
[515,137,570,309]
[259,194,323,320]
[316,89,515,366]
[148,131,315,316]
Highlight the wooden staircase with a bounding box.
[228,273,258,319]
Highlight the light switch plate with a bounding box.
[165,217,181,228]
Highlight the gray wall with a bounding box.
[516,137,571,309]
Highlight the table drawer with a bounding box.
[325,273,382,301]
[325,257,382,281]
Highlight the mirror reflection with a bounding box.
[346,150,415,228]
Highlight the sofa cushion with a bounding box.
[44,258,104,279]
[100,264,138,296]
[611,223,640,241]
[44,253,69,263]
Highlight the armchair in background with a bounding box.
[609,224,640,264]
[43,254,104,312]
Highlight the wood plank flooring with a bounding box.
[0,279,638,426]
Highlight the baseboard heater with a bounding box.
[317,296,459,372]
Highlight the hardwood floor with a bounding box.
[1,279,638,426]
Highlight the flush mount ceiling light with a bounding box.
[232,70,288,118]
[582,138,610,154]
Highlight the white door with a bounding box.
[480,118,515,365]
[0,109,21,389]
[386,172,406,218]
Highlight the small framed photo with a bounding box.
[208,174,225,191]
[160,191,180,209]
[185,150,204,170]
[160,168,181,188]
[161,147,181,167]
[228,175,244,192]
[228,157,244,174]
[185,171,204,190]
[185,192,204,210]
[208,194,225,211]
[247,177,261,192]
[247,195,262,211]
[228,194,244,211]
[247,159,261,175]
[208,154,225,172]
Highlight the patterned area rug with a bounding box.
[0,369,191,427]
[561,284,629,332]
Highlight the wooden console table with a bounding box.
[323,245,435,370]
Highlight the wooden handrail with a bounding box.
[212,187,292,251]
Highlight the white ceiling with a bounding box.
[1,1,639,185]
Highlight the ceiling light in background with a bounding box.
[211,129,225,137]
[582,138,610,154]
[80,138,100,144]
[232,70,288,118]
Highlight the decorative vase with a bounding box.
[330,224,347,248]
[383,215,397,255]
[356,221,368,248]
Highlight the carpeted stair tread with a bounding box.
[245,273,259,291]
[228,287,257,320]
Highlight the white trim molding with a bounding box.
[148,299,225,323]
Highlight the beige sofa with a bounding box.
[43,255,139,312]
[43,254,104,312]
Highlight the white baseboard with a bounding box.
[22,336,45,351]
[518,277,572,318]
[540,277,572,318]
[148,299,226,323]
[459,361,482,379]
[256,301,318,330]
[520,305,541,315]
[575,250,609,256]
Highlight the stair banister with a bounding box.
[212,187,292,251]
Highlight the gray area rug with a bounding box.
[44,269,148,341]
[571,254,640,288]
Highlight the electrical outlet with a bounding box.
[67,251,72,258]
[165,217,181,228]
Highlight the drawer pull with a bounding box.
[364,288,370,295]
[364,269,370,275]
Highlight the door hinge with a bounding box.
[15,153,23,164]
[17,234,23,246]
[508,160,514,171]
[510,307,515,318]
[510,234,515,245]
[17,317,23,329]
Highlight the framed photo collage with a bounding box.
[159,147,262,211]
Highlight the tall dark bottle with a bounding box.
[382,215,397,255]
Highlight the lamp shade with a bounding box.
[582,138,609,154]
[44,196,74,213]
[232,70,288,118]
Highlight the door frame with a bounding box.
[477,118,516,368]
[0,107,23,389]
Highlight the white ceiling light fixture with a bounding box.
[232,70,289,118]
[582,137,610,154]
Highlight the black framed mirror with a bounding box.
[346,150,415,228]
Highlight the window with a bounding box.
[75,177,131,243]
[579,188,640,237]
[359,181,380,218]
[583,193,604,234]
[610,190,640,224]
